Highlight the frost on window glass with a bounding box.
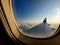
[13,0,60,38]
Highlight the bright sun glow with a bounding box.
[54,8,60,20]
[49,8,60,24]
[53,8,60,23]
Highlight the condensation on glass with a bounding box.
[13,0,60,38]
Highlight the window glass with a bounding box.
[13,0,60,38]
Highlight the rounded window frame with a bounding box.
[12,0,60,39]
[0,0,60,45]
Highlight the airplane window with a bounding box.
[13,0,60,38]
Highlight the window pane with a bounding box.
[13,0,60,38]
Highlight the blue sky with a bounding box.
[13,0,60,24]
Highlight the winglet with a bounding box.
[43,18,47,24]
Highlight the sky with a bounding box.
[13,0,60,24]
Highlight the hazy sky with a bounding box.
[13,0,60,24]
